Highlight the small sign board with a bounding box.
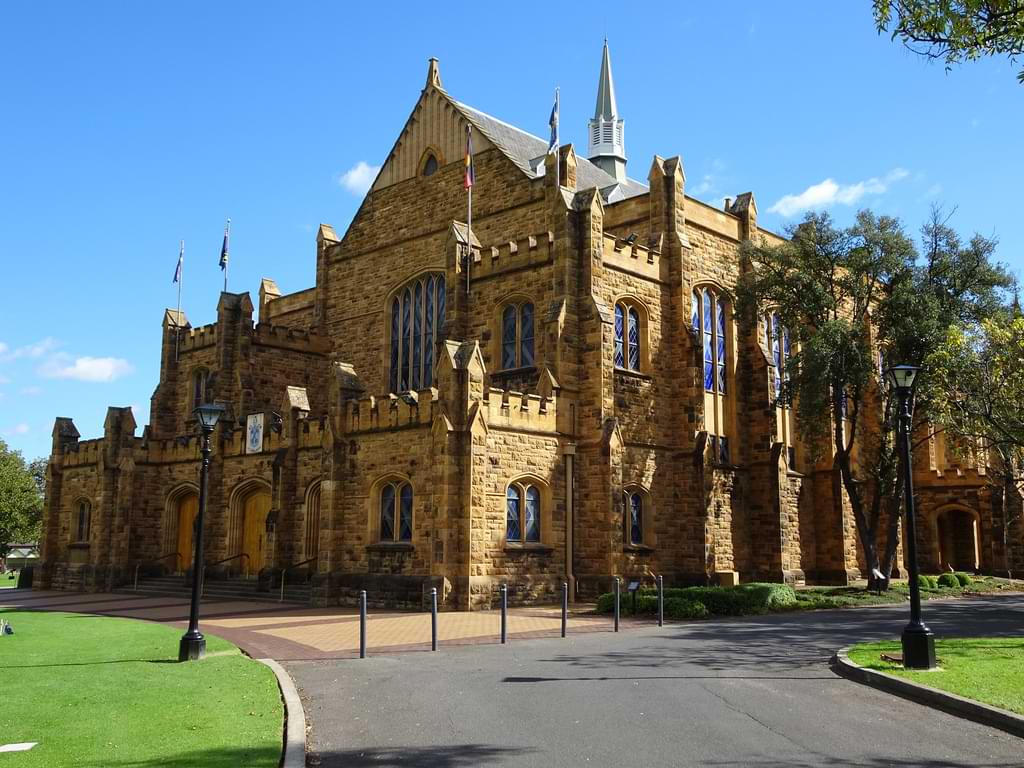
[627,580,641,593]
[246,413,264,454]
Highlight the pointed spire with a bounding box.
[594,39,618,119]
[426,57,442,90]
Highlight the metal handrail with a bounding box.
[201,553,250,597]
[279,555,317,602]
[133,552,182,592]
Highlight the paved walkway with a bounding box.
[0,589,617,660]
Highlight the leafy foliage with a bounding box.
[0,440,44,552]
[873,0,1024,83]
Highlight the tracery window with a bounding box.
[501,302,535,370]
[421,153,438,177]
[614,301,642,371]
[191,368,209,412]
[626,490,643,546]
[76,500,91,543]
[692,289,727,394]
[390,274,446,393]
[506,481,541,543]
[379,481,413,542]
[766,311,798,469]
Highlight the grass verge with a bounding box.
[0,610,282,768]
[848,637,1024,716]
[1,570,20,589]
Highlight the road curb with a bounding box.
[832,645,1024,739]
[258,658,307,768]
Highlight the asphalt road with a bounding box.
[285,595,1024,768]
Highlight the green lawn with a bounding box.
[1,571,21,588]
[849,637,1024,716]
[0,610,283,767]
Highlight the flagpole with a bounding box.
[466,126,472,294]
[555,87,560,191]
[224,218,231,293]
[175,239,183,362]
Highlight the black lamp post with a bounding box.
[886,364,936,670]
[179,402,224,662]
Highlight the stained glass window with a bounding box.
[502,305,517,369]
[520,303,534,367]
[380,484,395,541]
[380,482,413,542]
[614,304,625,367]
[389,274,446,392]
[771,312,782,397]
[77,501,91,542]
[627,308,640,371]
[703,290,714,391]
[525,486,540,542]
[629,493,642,545]
[506,485,521,542]
[399,483,413,541]
[716,300,727,394]
[691,290,700,333]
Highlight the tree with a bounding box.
[738,208,1010,588]
[928,311,1024,577]
[873,0,1024,83]
[0,440,44,555]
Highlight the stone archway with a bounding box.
[228,479,273,576]
[162,484,199,574]
[935,506,981,572]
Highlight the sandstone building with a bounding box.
[36,47,1021,608]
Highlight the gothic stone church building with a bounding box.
[37,49,1011,609]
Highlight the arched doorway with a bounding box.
[936,507,980,572]
[175,493,199,573]
[241,487,271,576]
[304,482,322,561]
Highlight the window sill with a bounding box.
[366,542,414,553]
[503,543,554,554]
[613,367,651,380]
[623,544,655,554]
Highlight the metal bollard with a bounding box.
[613,577,620,632]
[561,581,568,638]
[431,587,438,652]
[657,575,664,627]
[500,583,508,644]
[359,590,367,659]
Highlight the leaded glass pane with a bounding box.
[520,303,534,367]
[380,484,395,541]
[614,304,625,367]
[771,313,781,397]
[691,291,700,332]
[399,483,413,541]
[628,308,640,371]
[506,486,521,542]
[502,305,517,369]
[437,275,446,327]
[413,282,422,390]
[704,325,714,392]
[720,436,730,464]
[424,277,435,386]
[401,290,412,391]
[703,290,712,336]
[716,299,726,394]
[525,486,540,542]
[390,298,400,393]
[718,362,727,394]
[630,493,642,545]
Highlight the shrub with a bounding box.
[596,582,796,617]
[937,572,960,589]
[955,572,973,587]
[662,598,708,619]
[917,574,940,589]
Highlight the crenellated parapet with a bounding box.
[601,232,659,280]
[471,230,555,281]
[61,438,108,468]
[340,388,442,434]
[252,322,329,354]
[482,386,557,433]
[177,323,218,353]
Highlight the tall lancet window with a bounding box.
[500,301,535,370]
[389,273,446,392]
[767,311,798,468]
[693,286,732,464]
[614,300,642,372]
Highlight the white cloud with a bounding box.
[0,337,60,362]
[20,385,42,396]
[38,354,133,383]
[768,168,909,218]
[2,423,29,436]
[337,161,381,195]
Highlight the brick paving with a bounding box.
[0,589,622,660]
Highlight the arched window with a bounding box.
[693,287,732,464]
[389,274,446,392]
[614,301,642,371]
[304,483,321,559]
[766,311,798,469]
[506,481,541,543]
[76,500,91,543]
[191,368,209,412]
[627,491,643,545]
[500,301,535,370]
[380,481,413,542]
[421,153,439,177]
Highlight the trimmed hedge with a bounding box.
[937,572,960,588]
[917,574,940,589]
[955,572,973,587]
[596,582,797,618]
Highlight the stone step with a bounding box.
[121,577,311,605]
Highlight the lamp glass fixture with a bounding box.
[194,402,226,430]
[885,364,920,391]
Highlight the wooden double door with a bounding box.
[241,489,271,575]
[175,494,199,573]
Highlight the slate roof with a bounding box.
[453,100,647,204]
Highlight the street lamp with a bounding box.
[885,364,936,670]
[179,402,225,662]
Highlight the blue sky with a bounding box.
[1,2,1021,461]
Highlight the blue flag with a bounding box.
[173,241,183,284]
[219,220,230,271]
[547,89,559,155]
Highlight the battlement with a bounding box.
[61,439,105,467]
[343,388,441,434]
[252,323,328,354]
[472,230,555,280]
[601,232,659,281]
[177,323,218,353]
[297,417,328,449]
[144,435,202,463]
[483,386,557,432]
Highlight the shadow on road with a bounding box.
[306,744,537,767]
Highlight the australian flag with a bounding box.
[219,220,230,271]
[547,89,559,155]
[173,241,183,284]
